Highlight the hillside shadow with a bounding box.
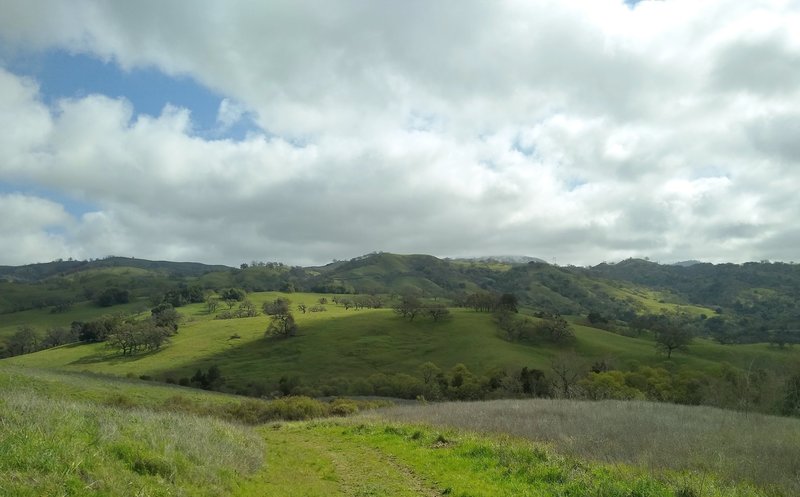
[143,310,510,393]
[70,347,163,366]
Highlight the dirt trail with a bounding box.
[241,424,441,497]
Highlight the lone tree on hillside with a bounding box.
[652,317,693,358]
[264,298,297,338]
[497,293,519,313]
[550,352,585,399]
[425,302,451,322]
[393,295,423,321]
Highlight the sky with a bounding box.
[1,0,800,267]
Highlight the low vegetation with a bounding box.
[1,365,795,495]
[0,391,264,496]
[375,398,800,496]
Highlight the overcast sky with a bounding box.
[1,0,799,267]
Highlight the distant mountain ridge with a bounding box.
[0,257,231,283]
[1,252,800,345]
[453,255,548,264]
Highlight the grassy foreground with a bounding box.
[2,365,791,496]
[0,391,264,497]
[375,399,800,496]
[255,420,768,497]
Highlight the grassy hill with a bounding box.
[7,292,798,410]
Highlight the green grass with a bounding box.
[0,299,149,340]
[252,419,771,497]
[606,284,715,316]
[0,364,790,496]
[374,398,800,496]
[0,390,264,496]
[6,292,798,395]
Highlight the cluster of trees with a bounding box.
[94,287,130,307]
[460,292,519,313]
[249,361,552,401]
[495,310,575,345]
[106,321,172,355]
[457,291,576,346]
[105,305,181,355]
[158,284,205,308]
[2,304,181,358]
[1,325,73,357]
[215,300,258,319]
[188,365,223,390]
[334,294,383,310]
[393,295,451,322]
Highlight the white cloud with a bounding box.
[0,193,73,265]
[216,98,246,130]
[1,1,800,265]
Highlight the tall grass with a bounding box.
[0,391,263,496]
[375,399,800,496]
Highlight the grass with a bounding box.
[603,285,714,317]
[0,298,148,340]
[0,391,264,496]
[0,364,792,496]
[253,419,771,497]
[373,398,800,496]
[0,365,389,426]
[6,292,798,395]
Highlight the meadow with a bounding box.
[1,365,789,497]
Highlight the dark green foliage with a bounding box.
[497,293,519,313]
[49,301,73,313]
[75,314,124,342]
[262,297,290,316]
[465,292,499,312]
[190,365,224,390]
[587,311,608,324]
[783,372,800,416]
[519,367,550,397]
[6,325,40,356]
[497,312,575,345]
[94,287,130,307]
[220,287,246,302]
[151,304,181,331]
[264,298,297,338]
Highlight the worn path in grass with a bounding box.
[236,423,438,497]
[237,420,770,497]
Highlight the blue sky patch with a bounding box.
[4,50,260,140]
[0,181,97,218]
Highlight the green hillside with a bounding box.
[7,292,798,414]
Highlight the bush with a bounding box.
[329,398,359,416]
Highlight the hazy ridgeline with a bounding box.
[375,398,800,496]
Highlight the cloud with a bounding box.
[216,98,246,130]
[1,1,800,266]
[0,193,73,265]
